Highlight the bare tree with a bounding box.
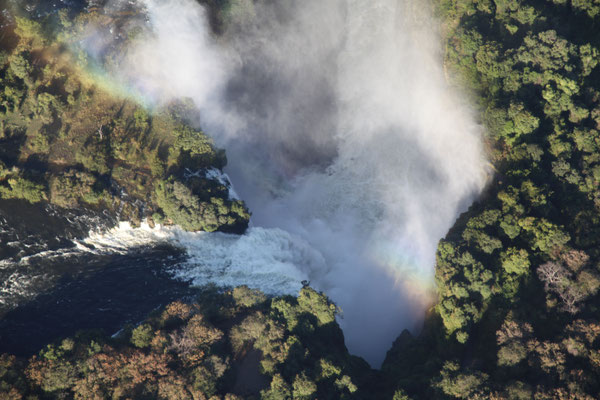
[557,285,586,314]
[537,261,584,314]
[537,262,568,291]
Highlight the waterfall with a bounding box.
[44,0,489,367]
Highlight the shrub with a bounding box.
[50,170,101,208]
[232,285,267,308]
[131,324,154,348]
[0,177,46,203]
[501,248,530,275]
[292,372,317,399]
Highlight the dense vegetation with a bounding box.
[0,8,249,233]
[2,0,600,398]
[382,0,600,398]
[0,287,376,399]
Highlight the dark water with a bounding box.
[0,0,210,357]
[0,200,198,357]
[0,247,197,357]
[0,199,113,262]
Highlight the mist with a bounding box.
[87,0,488,367]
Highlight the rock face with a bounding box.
[0,4,250,234]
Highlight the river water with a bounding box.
[0,0,488,367]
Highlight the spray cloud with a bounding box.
[88,0,488,367]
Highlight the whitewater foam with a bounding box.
[68,0,489,367]
[79,221,315,295]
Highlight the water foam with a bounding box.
[79,222,315,295]
[67,0,488,367]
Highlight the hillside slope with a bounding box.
[0,7,249,234]
[383,0,600,398]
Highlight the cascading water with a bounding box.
[103,0,488,367]
[0,0,489,367]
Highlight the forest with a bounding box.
[0,9,249,233]
[0,286,376,399]
[1,0,600,399]
[381,0,600,398]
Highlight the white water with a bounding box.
[80,222,313,295]
[79,0,489,367]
